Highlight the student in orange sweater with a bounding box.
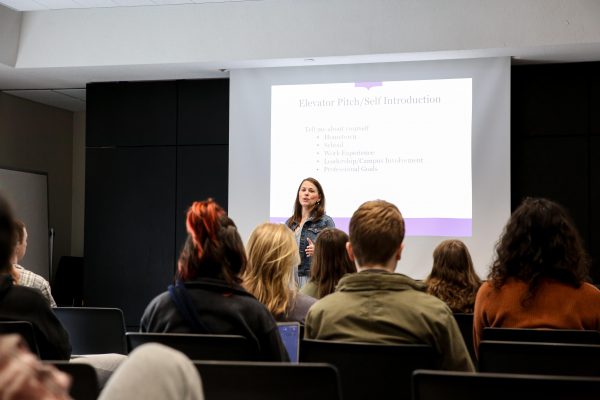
[474,197,600,352]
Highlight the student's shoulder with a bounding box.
[580,282,600,300]
[307,291,346,314]
[143,291,172,313]
[9,284,46,300]
[6,285,52,310]
[407,289,456,317]
[294,292,317,312]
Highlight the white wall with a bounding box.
[0,4,20,67]
[14,0,600,69]
[0,92,74,273]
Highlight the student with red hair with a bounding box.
[141,199,288,361]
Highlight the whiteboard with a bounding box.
[0,168,50,279]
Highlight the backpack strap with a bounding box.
[167,281,210,333]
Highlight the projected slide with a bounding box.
[270,78,472,236]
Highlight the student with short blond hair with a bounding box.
[305,200,474,372]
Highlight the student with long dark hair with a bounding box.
[473,197,600,350]
[286,177,335,287]
[426,240,481,313]
[301,228,356,299]
[141,199,288,361]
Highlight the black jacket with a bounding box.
[0,274,71,360]
[140,277,289,361]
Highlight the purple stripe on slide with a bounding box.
[355,82,382,90]
[270,217,471,237]
[404,218,472,237]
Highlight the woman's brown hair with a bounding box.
[426,239,481,313]
[286,178,326,227]
[489,197,590,305]
[310,228,356,298]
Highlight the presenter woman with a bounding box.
[286,177,335,287]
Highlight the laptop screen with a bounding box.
[277,322,300,363]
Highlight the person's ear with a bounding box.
[346,241,355,262]
[396,243,404,261]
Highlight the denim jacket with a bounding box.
[288,215,335,277]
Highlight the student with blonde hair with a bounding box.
[244,223,316,323]
[426,239,481,313]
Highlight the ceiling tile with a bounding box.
[3,89,86,112]
[35,0,85,9]
[152,0,193,5]
[111,0,154,6]
[74,0,118,7]
[55,88,87,101]
[0,0,46,11]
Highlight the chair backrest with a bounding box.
[0,320,40,356]
[412,369,600,400]
[49,361,100,400]
[126,332,258,361]
[300,339,435,400]
[54,307,127,354]
[481,327,600,345]
[195,361,342,400]
[452,313,476,364]
[478,340,600,377]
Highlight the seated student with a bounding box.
[301,228,356,299]
[473,197,600,351]
[305,200,474,372]
[0,334,204,400]
[10,220,57,307]
[141,199,288,361]
[0,195,125,387]
[0,195,70,360]
[425,239,481,313]
[243,223,316,324]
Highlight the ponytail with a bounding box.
[177,199,246,285]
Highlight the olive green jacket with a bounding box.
[305,269,474,372]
